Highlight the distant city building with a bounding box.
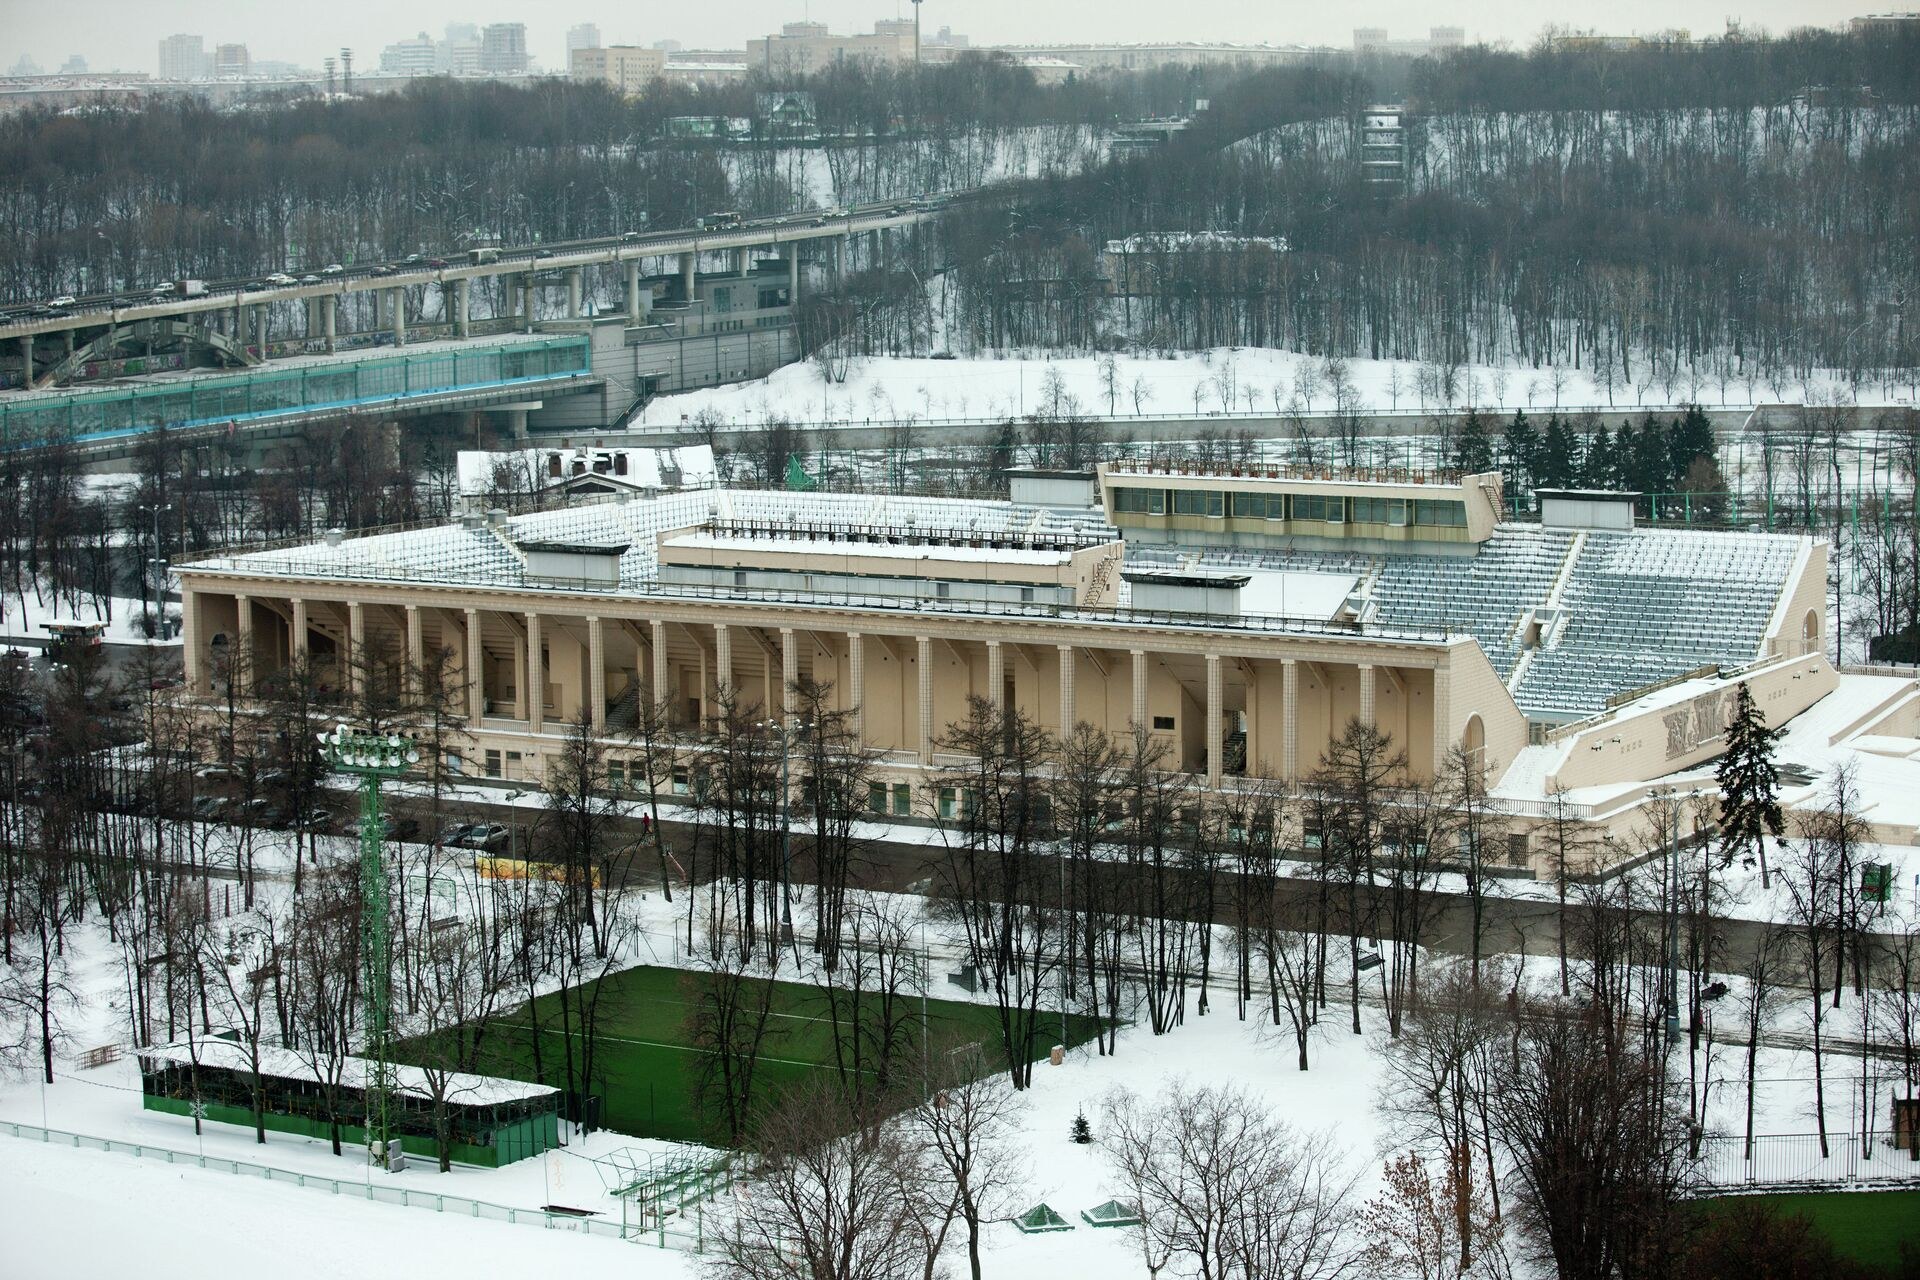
[213,44,251,79]
[1849,12,1920,35]
[1353,27,1466,56]
[748,21,914,74]
[570,46,666,94]
[7,55,43,77]
[658,58,749,87]
[653,38,683,52]
[567,23,602,53]
[59,54,87,74]
[992,42,1308,72]
[380,32,437,76]
[479,23,529,75]
[158,33,210,81]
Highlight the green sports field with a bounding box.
[1697,1190,1920,1270]
[396,964,1098,1143]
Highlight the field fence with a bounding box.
[0,1119,709,1252]
[1694,1131,1920,1190]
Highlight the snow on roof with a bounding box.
[139,1038,559,1108]
[665,530,1075,566]
[1237,569,1361,621]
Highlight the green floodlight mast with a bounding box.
[317,722,419,1170]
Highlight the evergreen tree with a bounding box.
[1580,421,1613,489]
[1717,681,1785,889]
[1070,1110,1093,1144]
[1454,407,1495,475]
[1669,403,1717,482]
[1503,409,1539,496]
[1633,411,1671,497]
[1539,413,1579,488]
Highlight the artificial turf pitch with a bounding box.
[399,964,1098,1143]
[1697,1189,1920,1271]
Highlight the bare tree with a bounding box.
[907,1043,1027,1280]
[709,1077,920,1280]
[1104,1080,1360,1280]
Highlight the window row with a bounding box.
[1114,486,1467,528]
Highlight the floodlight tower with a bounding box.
[317,723,418,1169]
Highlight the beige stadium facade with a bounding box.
[174,464,1841,875]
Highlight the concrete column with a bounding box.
[182,587,203,694]
[234,304,249,352]
[234,595,253,697]
[566,268,582,319]
[304,297,319,337]
[466,608,485,721]
[588,616,606,733]
[1432,661,1452,778]
[1206,654,1223,789]
[1057,645,1076,734]
[847,632,865,744]
[788,250,799,303]
[372,288,385,330]
[322,295,336,354]
[1282,659,1299,781]
[253,304,267,347]
[1244,661,1260,775]
[651,620,668,709]
[290,597,309,664]
[714,623,732,700]
[780,627,798,727]
[455,278,471,338]
[986,640,1005,714]
[916,635,933,763]
[1130,649,1148,732]
[526,612,544,733]
[733,247,750,278]
[625,260,642,323]
[836,233,848,277]
[405,605,423,695]
[1358,663,1376,728]
[347,601,365,700]
[390,288,406,346]
[678,252,695,301]
[522,275,535,333]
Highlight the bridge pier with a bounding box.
[521,274,535,333]
[17,335,31,386]
[678,252,695,302]
[455,278,470,338]
[732,247,749,277]
[234,302,248,354]
[322,295,336,354]
[625,260,642,323]
[372,288,386,332]
[788,250,799,302]
[390,287,406,346]
[566,268,582,319]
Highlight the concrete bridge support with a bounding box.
[566,268,583,319]
[455,278,471,339]
[322,296,336,354]
[390,287,406,346]
[17,335,31,386]
[678,252,695,302]
[521,275,535,334]
[788,251,799,302]
[732,247,750,277]
[625,260,642,323]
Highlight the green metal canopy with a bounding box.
[1013,1202,1074,1234]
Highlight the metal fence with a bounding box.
[0,1119,706,1251]
[1694,1132,1920,1190]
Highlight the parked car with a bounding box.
[375,814,419,842]
[440,822,509,851]
[193,763,235,783]
[191,794,230,821]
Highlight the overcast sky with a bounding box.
[1,0,1870,74]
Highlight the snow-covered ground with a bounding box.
[636,347,1909,432]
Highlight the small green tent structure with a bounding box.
[784,455,817,490]
[1081,1199,1143,1228]
[1013,1202,1074,1234]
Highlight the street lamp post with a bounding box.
[317,722,419,1171]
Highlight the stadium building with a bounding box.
[174,462,1862,872]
